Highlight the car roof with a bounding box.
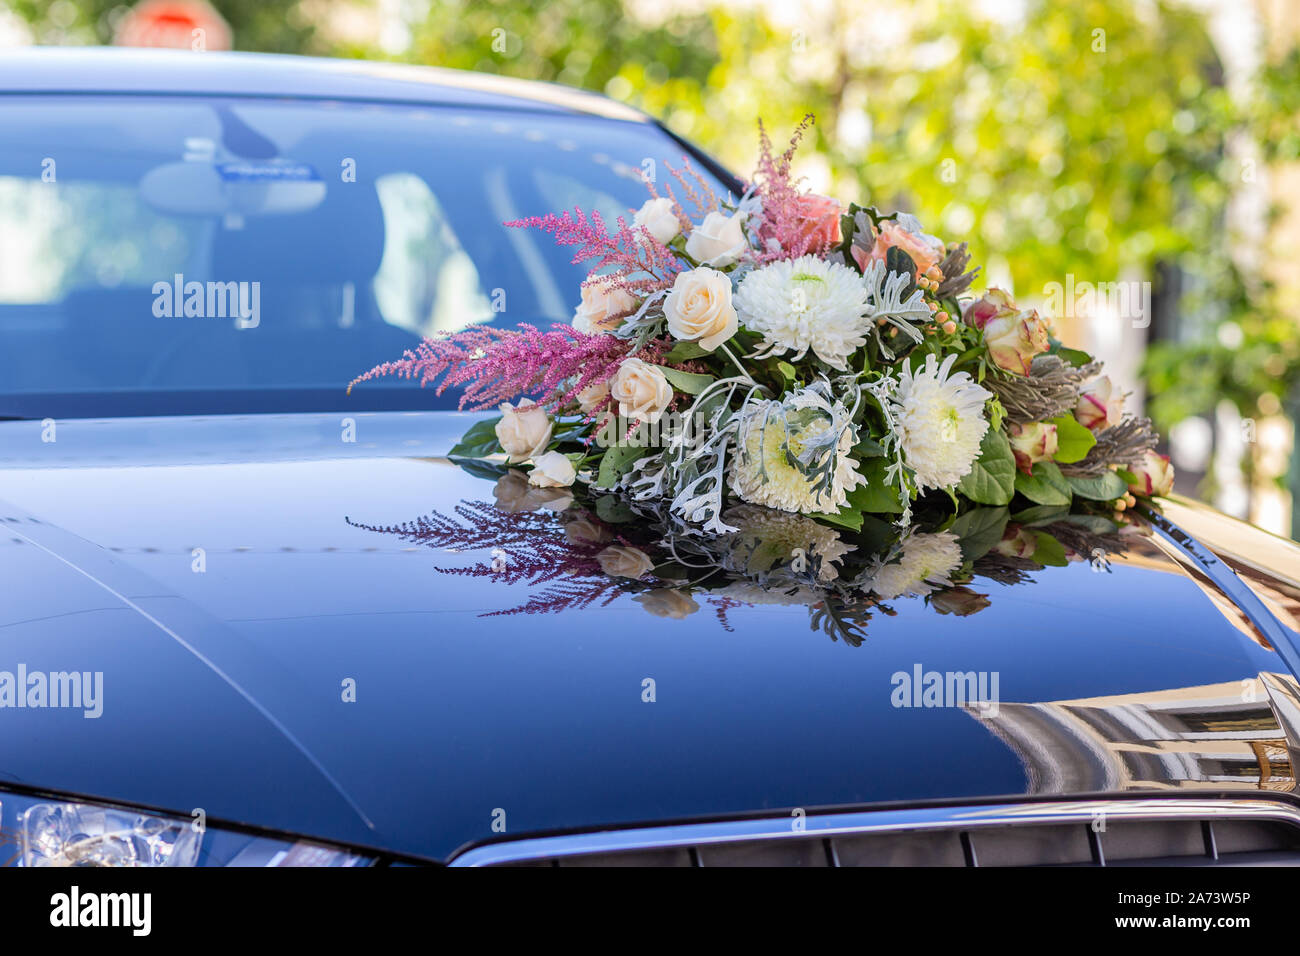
[0,46,649,121]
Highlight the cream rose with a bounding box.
[1127,450,1174,497]
[576,379,610,413]
[495,398,553,463]
[663,267,738,351]
[963,289,1051,376]
[573,279,638,335]
[633,197,681,245]
[610,357,673,423]
[528,450,576,488]
[684,210,747,268]
[1008,421,1059,474]
[1075,376,1124,432]
[596,545,654,580]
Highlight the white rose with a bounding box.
[596,545,654,580]
[633,197,681,245]
[684,210,747,268]
[576,379,610,413]
[664,267,738,351]
[573,278,638,335]
[610,357,673,423]
[528,451,576,488]
[495,399,552,463]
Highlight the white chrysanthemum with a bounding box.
[723,505,854,583]
[733,255,871,370]
[891,353,992,491]
[869,531,963,600]
[728,391,865,515]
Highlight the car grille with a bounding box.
[449,798,1300,867]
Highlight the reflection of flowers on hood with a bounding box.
[728,385,866,515]
[635,589,700,619]
[930,586,991,617]
[493,469,573,513]
[710,580,825,607]
[722,505,853,583]
[868,531,963,600]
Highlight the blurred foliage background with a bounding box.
[3,0,1300,534]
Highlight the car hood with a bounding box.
[2,412,1299,862]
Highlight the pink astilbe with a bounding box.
[505,208,681,296]
[749,115,838,263]
[348,324,636,411]
[645,158,721,232]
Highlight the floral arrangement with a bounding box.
[347,475,1147,646]
[350,118,1173,535]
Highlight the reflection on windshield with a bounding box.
[0,96,728,415]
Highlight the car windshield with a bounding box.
[0,94,733,418]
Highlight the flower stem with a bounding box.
[717,342,756,386]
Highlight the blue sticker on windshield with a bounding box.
[216,162,321,183]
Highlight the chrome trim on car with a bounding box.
[448,797,1300,866]
[1147,510,1300,681]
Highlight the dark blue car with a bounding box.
[2,47,1300,868]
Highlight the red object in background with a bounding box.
[114,0,233,51]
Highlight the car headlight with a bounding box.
[1,791,372,867]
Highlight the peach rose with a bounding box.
[853,219,941,278]
[792,193,842,249]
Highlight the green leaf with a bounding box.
[595,444,648,489]
[1030,531,1069,566]
[885,246,918,293]
[851,436,886,459]
[662,341,711,362]
[447,456,510,482]
[594,495,637,523]
[447,415,504,458]
[811,507,864,532]
[777,361,798,385]
[845,457,905,513]
[1046,414,1096,464]
[655,365,714,395]
[948,506,1010,562]
[1053,513,1120,534]
[1065,471,1127,501]
[1010,504,1070,526]
[956,429,1016,505]
[1014,461,1073,506]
